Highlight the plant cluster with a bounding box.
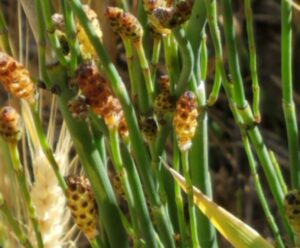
[0,0,299,248]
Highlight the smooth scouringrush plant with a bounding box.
[0,0,300,247]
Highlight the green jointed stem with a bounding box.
[221,0,247,108]
[123,38,149,113]
[269,151,288,194]
[134,40,154,108]
[181,151,199,248]
[8,144,44,248]
[120,144,159,248]
[173,27,194,97]
[162,34,180,94]
[247,127,294,240]
[39,0,69,67]
[207,66,222,106]
[67,2,175,246]
[0,4,12,55]
[61,0,79,73]
[205,0,294,240]
[108,128,143,243]
[0,193,34,248]
[173,139,188,246]
[241,133,285,248]
[281,0,300,190]
[244,0,261,122]
[185,4,218,245]
[122,38,137,100]
[200,34,208,81]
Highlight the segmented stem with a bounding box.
[241,133,285,248]
[244,0,261,122]
[281,0,300,190]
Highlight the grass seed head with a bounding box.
[66,176,98,240]
[173,91,198,151]
[0,52,36,103]
[0,106,22,143]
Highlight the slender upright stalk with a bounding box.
[61,0,79,73]
[39,0,69,67]
[281,0,300,190]
[123,38,149,113]
[173,28,194,97]
[173,139,188,247]
[269,151,288,194]
[244,0,261,122]
[207,0,293,240]
[241,133,285,248]
[134,40,154,108]
[162,34,180,94]
[8,143,44,248]
[109,128,152,246]
[221,0,247,108]
[207,67,222,106]
[0,193,34,248]
[181,151,199,248]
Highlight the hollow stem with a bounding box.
[123,38,149,113]
[241,133,285,248]
[0,193,34,248]
[61,0,79,73]
[109,128,142,242]
[281,0,300,190]
[39,0,69,67]
[134,40,154,108]
[244,0,261,122]
[173,138,188,247]
[220,0,247,108]
[8,143,44,248]
[162,34,180,94]
[207,66,222,106]
[120,144,159,248]
[173,27,194,97]
[269,151,288,194]
[181,150,199,248]
[205,0,293,240]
